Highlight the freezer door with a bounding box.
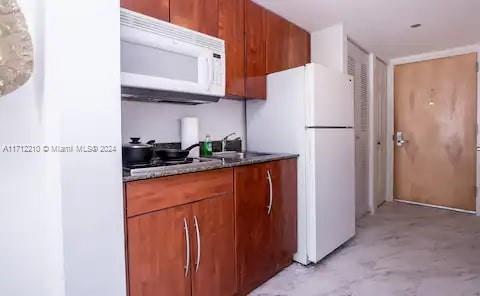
[306,128,356,263]
[305,63,354,127]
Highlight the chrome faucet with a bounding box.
[222,132,238,152]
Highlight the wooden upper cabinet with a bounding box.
[288,23,311,69]
[170,0,219,36]
[266,11,311,74]
[127,205,192,296]
[266,11,290,74]
[121,0,170,21]
[218,0,245,97]
[245,0,267,99]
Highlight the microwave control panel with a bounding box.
[212,53,224,87]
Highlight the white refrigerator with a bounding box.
[246,63,355,265]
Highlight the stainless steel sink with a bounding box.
[210,151,271,160]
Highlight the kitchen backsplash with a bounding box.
[153,139,242,152]
[121,99,246,147]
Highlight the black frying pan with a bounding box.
[155,143,200,160]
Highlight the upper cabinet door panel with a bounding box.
[121,0,170,21]
[245,0,266,99]
[288,24,310,68]
[266,11,290,74]
[170,0,219,37]
[266,11,311,74]
[219,0,245,97]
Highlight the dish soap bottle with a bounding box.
[201,134,213,156]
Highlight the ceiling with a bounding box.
[253,0,480,60]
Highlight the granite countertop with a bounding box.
[123,153,298,182]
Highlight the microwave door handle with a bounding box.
[206,57,213,90]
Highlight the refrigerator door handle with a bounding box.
[306,126,354,129]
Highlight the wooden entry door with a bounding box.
[394,53,477,211]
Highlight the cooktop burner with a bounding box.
[123,157,221,176]
[124,158,195,169]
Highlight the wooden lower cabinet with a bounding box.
[126,159,297,296]
[127,204,192,296]
[270,159,298,269]
[235,163,275,293]
[126,169,235,296]
[127,194,235,296]
[235,159,298,295]
[191,194,236,296]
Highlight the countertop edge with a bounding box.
[123,154,299,182]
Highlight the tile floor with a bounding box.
[251,202,480,296]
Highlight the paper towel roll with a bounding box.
[181,117,199,157]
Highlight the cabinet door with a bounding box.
[235,163,275,294]
[121,0,169,21]
[288,24,310,68]
[127,205,193,296]
[266,11,311,74]
[218,0,245,97]
[170,0,219,36]
[265,11,290,74]
[245,0,266,99]
[191,194,236,296]
[268,159,298,269]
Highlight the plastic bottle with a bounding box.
[202,134,213,156]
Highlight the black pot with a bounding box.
[122,138,154,165]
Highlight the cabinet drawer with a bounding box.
[126,168,234,217]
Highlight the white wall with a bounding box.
[46,1,126,295]
[311,24,347,73]
[122,99,245,145]
[0,1,65,295]
[0,1,127,295]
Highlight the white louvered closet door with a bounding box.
[374,59,388,208]
[347,41,370,218]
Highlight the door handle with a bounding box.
[395,131,408,147]
[183,218,190,278]
[266,170,273,215]
[193,216,201,272]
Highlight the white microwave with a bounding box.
[120,9,226,104]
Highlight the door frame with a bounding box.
[387,43,480,216]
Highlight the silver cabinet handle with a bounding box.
[267,170,273,215]
[183,218,190,278]
[193,216,201,272]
